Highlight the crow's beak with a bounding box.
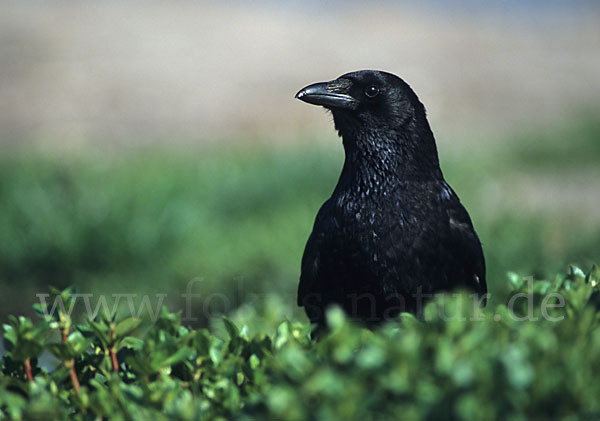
[295,80,357,110]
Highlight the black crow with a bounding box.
[295,70,486,328]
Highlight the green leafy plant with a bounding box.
[1,265,600,420]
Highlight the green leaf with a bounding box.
[86,319,110,346]
[325,306,346,330]
[568,265,586,281]
[160,346,194,368]
[249,353,260,370]
[119,337,145,351]
[222,317,239,340]
[115,318,143,338]
[586,264,600,287]
[209,345,223,366]
[46,343,73,361]
[507,272,523,289]
[274,321,290,350]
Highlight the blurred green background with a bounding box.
[2,116,600,324]
[1,2,599,325]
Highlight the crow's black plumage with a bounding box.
[295,70,486,328]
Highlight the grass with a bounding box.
[1,116,599,324]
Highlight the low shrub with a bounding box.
[1,265,600,420]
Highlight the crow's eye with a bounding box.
[364,86,379,98]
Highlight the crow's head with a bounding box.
[296,70,440,175]
[295,70,427,135]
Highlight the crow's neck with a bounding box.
[334,117,443,196]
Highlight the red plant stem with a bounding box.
[60,314,80,395]
[24,357,35,383]
[109,323,119,373]
[68,360,81,395]
[110,349,119,373]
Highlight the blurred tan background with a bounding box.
[2,1,599,149]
